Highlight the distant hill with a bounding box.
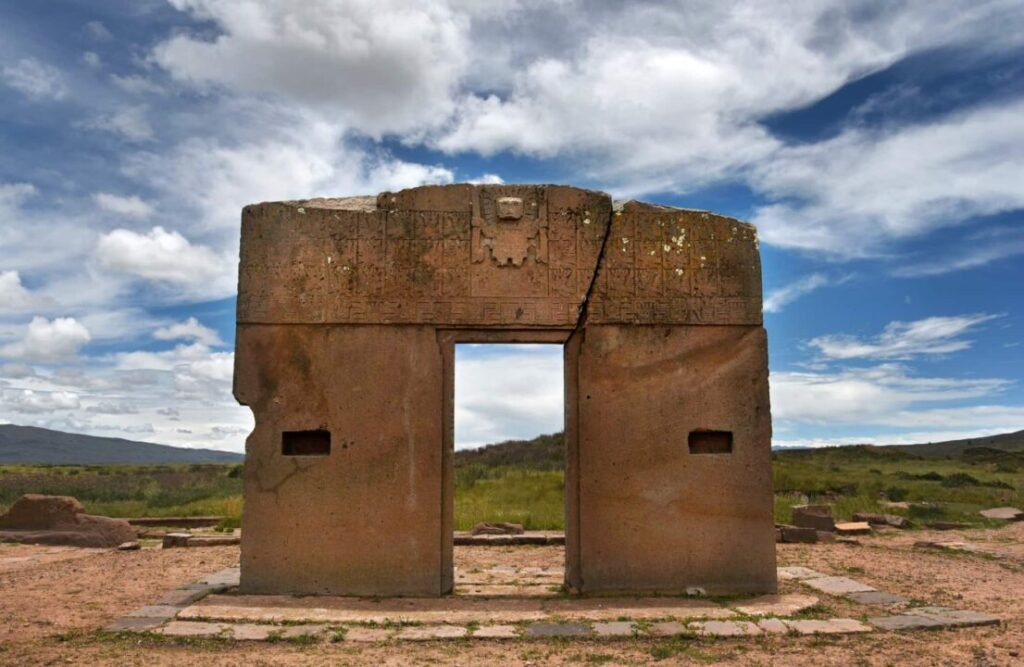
[455,432,563,470]
[456,429,1024,469]
[0,424,243,465]
[884,430,1024,458]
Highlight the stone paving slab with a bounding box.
[906,607,1001,627]
[845,591,910,606]
[869,615,948,631]
[801,576,876,595]
[155,585,213,607]
[757,618,789,635]
[693,621,762,637]
[731,594,819,617]
[785,619,871,635]
[228,623,278,641]
[544,597,732,620]
[524,623,591,638]
[472,625,519,639]
[199,567,240,588]
[648,621,688,637]
[593,622,637,637]
[126,605,182,619]
[776,566,825,580]
[397,625,469,640]
[102,616,167,633]
[156,621,227,637]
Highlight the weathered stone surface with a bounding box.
[834,522,872,535]
[732,594,819,617]
[785,619,871,635]
[0,494,136,548]
[791,505,835,532]
[236,183,774,596]
[117,541,141,551]
[757,618,790,635]
[157,621,226,637]
[103,616,166,633]
[647,622,689,637]
[801,576,876,595]
[127,605,181,620]
[869,615,947,631]
[471,522,525,535]
[907,607,1000,627]
[472,625,519,639]
[156,586,212,607]
[979,507,1024,521]
[228,623,277,641]
[162,533,192,548]
[593,622,636,637]
[693,621,762,637]
[523,623,591,638]
[845,591,910,606]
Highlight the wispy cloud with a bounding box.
[764,273,848,313]
[807,313,1001,360]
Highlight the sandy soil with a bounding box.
[0,533,1021,666]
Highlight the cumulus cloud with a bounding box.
[153,0,470,136]
[153,317,223,346]
[92,193,155,219]
[1,58,67,100]
[95,226,235,298]
[807,313,1000,361]
[0,317,92,362]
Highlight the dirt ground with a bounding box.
[0,525,1022,666]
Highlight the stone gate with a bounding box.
[234,184,776,596]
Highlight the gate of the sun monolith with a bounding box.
[234,184,776,596]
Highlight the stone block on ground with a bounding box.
[162,533,192,549]
[470,522,525,535]
[732,594,819,617]
[127,605,181,620]
[906,607,1000,627]
[472,625,519,639]
[647,622,688,637]
[396,625,469,641]
[692,621,762,637]
[0,494,137,548]
[524,623,591,638]
[802,576,876,595]
[979,507,1024,521]
[869,615,948,631]
[117,541,140,551]
[229,624,277,641]
[785,619,871,635]
[103,616,167,633]
[157,621,227,637]
[757,618,790,635]
[835,522,872,536]
[593,622,636,637]
[791,505,835,532]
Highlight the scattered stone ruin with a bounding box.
[234,184,775,596]
[0,494,136,548]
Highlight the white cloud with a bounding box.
[467,173,504,185]
[84,20,112,41]
[807,313,1000,360]
[86,401,138,415]
[752,100,1024,256]
[85,105,155,142]
[82,52,102,68]
[1,58,67,100]
[764,273,835,314]
[0,271,56,312]
[153,0,470,136]
[771,363,1010,426]
[892,226,1024,277]
[95,226,235,298]
[92,193,155,219]
[110,74,165,95]
[1,389,80,414]
[0,317,92,362]
[455,344,563,449]
[153,317,223,346]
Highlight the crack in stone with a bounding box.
[573,205,615,334]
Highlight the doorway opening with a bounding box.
[451,341,566,595]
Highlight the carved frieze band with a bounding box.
[237,189,762,326]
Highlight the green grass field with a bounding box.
[1,440,1021,531]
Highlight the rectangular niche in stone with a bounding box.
[281,430,331,456]
[688,430,733,454]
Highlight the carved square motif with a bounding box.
[496,197,524,220]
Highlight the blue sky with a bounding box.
[0,0,1022,451]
